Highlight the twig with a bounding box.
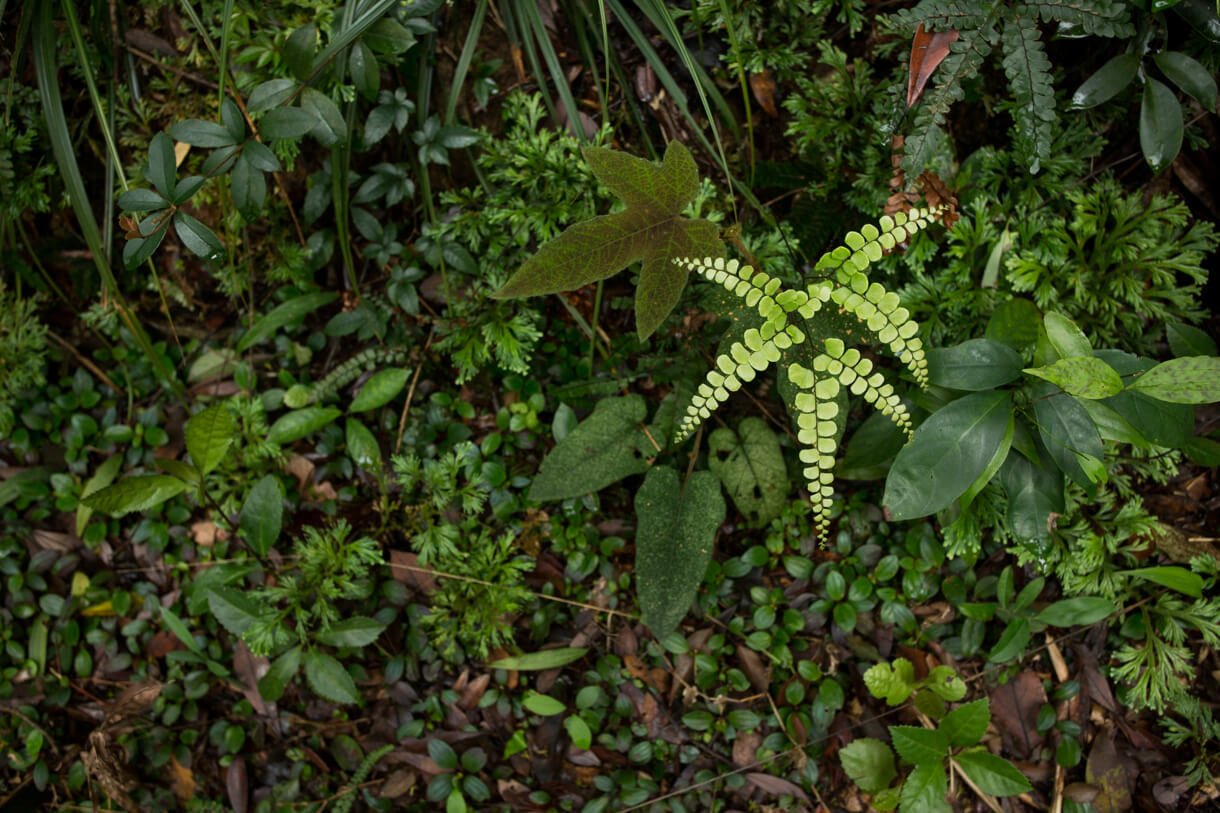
[46,331,122,395]
[394,329,433,454]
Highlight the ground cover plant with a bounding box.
[1,0,1219,811]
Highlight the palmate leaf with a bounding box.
[493,141,723,340]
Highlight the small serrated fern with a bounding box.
[332,744,394,813]
[675,208,942,539]
[285,346,409,407]
[892,0,1132,175]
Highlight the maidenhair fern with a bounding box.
[892,0,1132,174]
[675,207,942,538]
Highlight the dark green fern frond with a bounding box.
[1001,14,1056,173]
[1024,0,1133,36]
[890,0,996,32]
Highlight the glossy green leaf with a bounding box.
[999,449,1064,547]
[488,648,588,671]
[171,175,206,205]
[300,87,347,147]
[240,475,282,556]
[1153,51,1217,112]
[76,455,122,535]
[206,586,264,637]
[1031,385,1103,497]
[927,339,1024,391]
[1097,351,1194,447]
[942,698,990,748]
[303,650,360,704]
[349,40,380,101]
[884,392,1013,521]
[1024,357,1123,399]
[316,616,386,648]
[984,297,1041,351]
[146,132,177,198]
[345,418,382,470]
[158,604,205,658]
[1077,399,1149,447]
[900,763,949,813]
[1068,54,1138,109]
[258,645,302,702]
[1043,312,1091,359]
[1166,322,1218,358]
[522,692,566,716]
[363,17,416,54]
[890,726,948,764]
[838,409,908,480]
[1140,78,1183,175]
[185,404,235,477]
[260,107,320,140]
[247,78,298,113]
[117,188,168,211]
[528,396,654,501]
[564,715,592,750]
[1121,566,1203,598]
[237,292,336,351]
[174,212,224,262]
[988,618,1031,663]
[168,118,238,148]
[706,417,789,526]
[230,153,266,221]
[494,142,724,340]
[82,475,189,517]
[1035,597,1115,627]
[960,408,1014,511]
[268,407,342,445]
[954,752,1033,796]
[283,23,317,82]
[350,368,411,411]
[839,738,896,793]
[635,467,725,637]
[1129,356,1220,403]
[243,139,282,172]
[221,98,245,142]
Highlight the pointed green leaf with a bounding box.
[159,603,206,658]
[76,455,123,536]
[345,418,382,470]
[185,404,235,477]
[118,188,169,212]
[839,738,897,793]
[890,726,948,765]
[900,763,950,813]
[1166,321,1217,358]
[1121,565,1203,598]
[1023,357,1123,399]
[242,139,282,172]
[493,142,723,340]
[565,715,592,750]
[82,474,188,516]
[174,212,225,262]
[1031,385,1104,497]
[999,448,1064,547]
[247,78,298,113]
[350,368,411,411]
[984,297,1041,351]
[942,698,990,748]
[1153,51,1217,112]
[635,467,725,637]
[230,153,267,221]
[237,291,336,351]
[258,645,302,702]
[349,39,380,101]
[303,650,360,704]
[267,407,342,445]
[954,752,1032,797]
[240,475,283,556]
[706,417,789,526]
[207,587,264,637]
[1096,351,1194,447]
[169,119,238,148]
[283,23,317,82]
[489,648,588,671]
[988,618,1031,663]
[522,692,566,716]
[927,339,1024,390]
[1043,312,1091,359]
[528,396,654,501]
[315,616,386,648]
[300,87,347,147]
[146,132,177,198]
[1035,597,1115,628]
[884,392,1013,521]
[260,106,320,140]
[1141,78,1183,174]
[1068,54,1138,110]
[1129,356,1220,403]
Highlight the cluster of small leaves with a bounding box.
[0,283,48,432]
[889,0,1133,174]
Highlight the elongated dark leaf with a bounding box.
[1096,350,1194,447]
[248,78,298,113]
[240,475,282,556]
[1069,54,1138,109]
[635,467,725,637]
[493,142,723,340]
[1140,77,1183,174]
[260,107,320,140]
[300,87,346,147]
[1153,51,1217,112]
[927,338,1023,390]
[82,474,189,516]
[1031,384,1103,497]
[118,188,169,211]
[283,23,317,83]
[169,119,238,148]
[884,391,1013,521]
[147,132,177,198]
[237,292,337,351]
[999,447,1063,547]
[230,154,266,221]
[175,212,225,262]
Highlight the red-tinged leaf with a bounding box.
[908,24,960,107]
[749,70,778,116]
[493,141,723,340]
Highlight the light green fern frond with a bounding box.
[1001,14,1056,173]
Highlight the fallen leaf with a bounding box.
[745,772,810,803]
[232,640,271,716]
[989,671,1047,759]
[379,768,416,799]
[908,24,960,107]
[191,520,229,547]
[168,756,196,803]
[733,730,762,767]
[1086,735,1133,813]
[749,69,778,116]
[226,758,248,813]
[32,529,82,552]
[389,550,438,593]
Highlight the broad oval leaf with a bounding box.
[564,715,593,750]
[174,212,225,262]
[1043,312,1091,359]
[984,297,1041,351]
[707,417,789,526]
[999,449,1064,547]
[1069,54,1138,109]
[1166,321,1218,357]
[82,474,189,517]
[635,467,725,637]
[169,118,238,148]
[1153,51,1217,112]
[267,407,342,445]
[988,618,1031,662]
[247,78,298,113]
[942,698,990,749]
[315,616,386,648]
[237,291,336,351]
[258,645,302,702]
[345,418,382,470]
[207,586,264,637]
[349,39,380,101]
[118,188,168,211]
[1023,357,1123,399]
[1128,356,1220,403]
[300,87,347,147]
[1140,77,1183,175]
[522,692,566,716]
[259,106,320,140]
[230,153,267,221]
[901,763,948,812]
[839,738,896,794]
[185,404,235,476]
[350,368,411,411]
[240,475,283,556]
[283,23,317,82]
[488,648,588,671]
[303,650,360,704]
[884,391,1013,521]
[927,338,1024,390]
[243,139,282,172]
[146,132,177,198]
[890,726,949,764]
[1031,384,1104,497]
[954,752,1032,797]
[528,396,654,502]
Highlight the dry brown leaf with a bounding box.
[389,550,438,593]
[379,768,416,799]
[190,520,229,547]
[908,24,960,107]
[232,640,271,716]
[226,757,249,813]
[1086,735,1133,813]
[32,529,82,552]
[733,730,763,767]
[745,771,809,803]
[168,756,197,804]
[749,69,778,116]
[990,671,1047,760]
